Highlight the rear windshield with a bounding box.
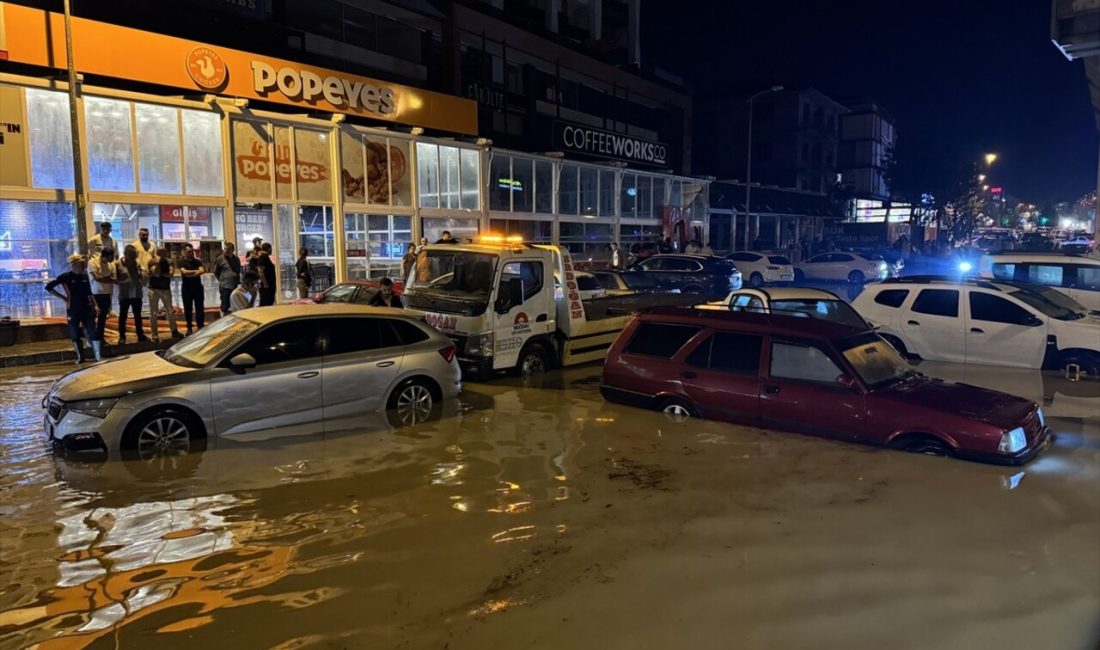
[770,299,868,329]
[577,275,602,291]
[767,256,791,265]
[624,322,702,358]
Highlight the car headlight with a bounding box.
[67,398,119,419]
[465,332,494,358]
[997,427,1027,454]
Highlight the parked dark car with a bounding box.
[600,308,1051,465]
[627,254,743,295]
[290,279,405,305]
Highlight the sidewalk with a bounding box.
[0,337,174,368]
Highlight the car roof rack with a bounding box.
[880,275,1002,290]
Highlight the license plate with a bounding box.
[779,274,793,280]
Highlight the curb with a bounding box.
[0,341,173,369]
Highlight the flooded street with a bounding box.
[1,362,1097,649]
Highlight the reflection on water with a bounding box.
[0,361,1096,649]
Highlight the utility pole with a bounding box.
[63,0,89,255]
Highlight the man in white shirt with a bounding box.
[230,271,258,312]
[87,246,118,342]
[88,222,116,259]
[700,241,715,256]
[132,227,156,269]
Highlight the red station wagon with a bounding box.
[601,308,1052,465]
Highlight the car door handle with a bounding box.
[763,384,781,394]
[970,328,985,334]
[376,361,395,368]
[681,371,697,379]
[297,371,319,379]
[907,320,920,326]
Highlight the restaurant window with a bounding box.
[560,221,613,261]
[559,164,579,215]
[181,109,224,196]
[368,214,413,261]
[598,170,616,216]
[422,216,479,244]
[489,218,551,243]
[84,96,135,192]
[295,129,334,203]
[620,224,662,247]
[512,158,534,213]
[621,173,637,218]
[25,88,75,189]
[653,177,669,214]
[535,160,554,213]
[578,167,597,216]
[0,200,75,318]
[135,103,182,195]
[417,143,479,211]
[636,175,653,218]
[341,132,413,207]
[489,155,511,211]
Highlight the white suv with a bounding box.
[854,277,1100,376]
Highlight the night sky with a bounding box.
[644,0,1098,205]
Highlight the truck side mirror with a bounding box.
[496,278,523,313]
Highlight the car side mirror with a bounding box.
[836,373,859,391]
[495,277,523,314]
[229,352,257,371]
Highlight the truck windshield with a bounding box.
[406,250,498,313]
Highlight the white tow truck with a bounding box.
[402,238,699,380]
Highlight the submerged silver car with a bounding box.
[43,305,462,457]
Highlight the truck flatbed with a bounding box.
[581,292,710,321]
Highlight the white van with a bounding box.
[978,253,1100,312]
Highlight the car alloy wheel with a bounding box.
[750,272,764,288]
[395,383,434,425]
[848,270,865,285]
[136,416,192,455]
[659,399,694,422]
[521,349,546,378]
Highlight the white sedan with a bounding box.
[794,252,889,284]
[725,252,795,287]
[699,287,871,329]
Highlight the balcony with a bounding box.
[1052,0,1100,59]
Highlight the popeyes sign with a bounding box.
[0,3,477,134]
[236,139,328,184]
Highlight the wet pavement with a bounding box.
[0,362,1097,649]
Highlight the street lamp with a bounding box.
[984,152,998,166]
[743,85,784,250]
[977,174,986,182]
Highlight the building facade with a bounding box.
[694,87,848,195]
[0,3,706,319]
[838,97,894,202]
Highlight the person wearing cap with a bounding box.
[88,221,116,259]
[88,246,118,344]
[45,254,101,362]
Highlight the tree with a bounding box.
[884,137,981,240]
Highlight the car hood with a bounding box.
[51,351,201,402]
[882,377,1034,430]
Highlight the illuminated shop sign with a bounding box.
[554,121,667,166]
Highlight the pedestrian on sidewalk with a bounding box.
[402,243,417,280]
[214,242,241,316]
[88,221,116,259]
[132,227,156,270]
[245,237,264,265]
[116,244,149,344]
[252,243,277,306]
[45,254,101,363]
[179,243,205,335]
[295,247,312,299]
[88,247,117,344]
[230,271,259,313]
[147,247,181,341]
[610,243,624,270]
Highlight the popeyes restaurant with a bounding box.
[0,2,483,317]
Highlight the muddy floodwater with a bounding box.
[1,361,1097,649]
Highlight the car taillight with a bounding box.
[438,345,456,363]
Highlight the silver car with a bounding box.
[43,305,462,457]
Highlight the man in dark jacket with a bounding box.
[45,254,101,363]
[368,277,403,308]
[213,242,241,316]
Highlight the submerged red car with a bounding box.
[601,308,1051,465]
[290,279,405,306]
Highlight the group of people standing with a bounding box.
[43,221,294,364]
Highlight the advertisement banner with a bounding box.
[232,120,272,200]
[0,84,28,187]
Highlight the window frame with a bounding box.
[911,288,960,318]
[767,338,847,386]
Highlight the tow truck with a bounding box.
[402,236,702,380]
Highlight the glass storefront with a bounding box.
[0,201,76,318]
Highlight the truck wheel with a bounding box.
[517,344,549,385]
